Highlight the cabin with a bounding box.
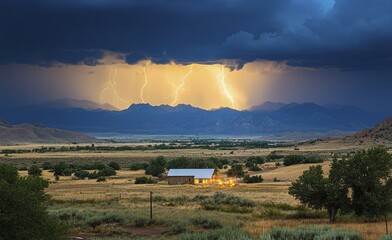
[167,168,216,185]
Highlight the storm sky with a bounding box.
[0,0,391,111]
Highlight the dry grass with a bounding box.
[258,161,331,181]
[244,219,390,240]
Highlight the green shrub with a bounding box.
[18,166,28,171]
[133,217,153,227]
[86,214,125,228]
[243,175,263,183]
[190,216,222,229]
[96,176,106,182]
[381,234,392,240]
[130,163,149,171]
[74,170,90,179]
[210,191,255,207]
[42,162,53,170]
[108,161,120,170]
[98,166,116,177]
[91,162,106,170]
[177,227,253,240]
[52,162,69,176]
[28,165,42,176]
[261,202,298,211]
[163,223,187,235]
[258,207,284,219]
[202,204,253,213]
[260,225,362,240]
[135,176,157,184]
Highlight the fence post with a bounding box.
[150,191,153,220]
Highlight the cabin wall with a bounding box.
[167,176,194,185]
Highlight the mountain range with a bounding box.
[0,99,389,135]
[0,118,96,145]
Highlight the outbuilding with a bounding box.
[167,168,216,185]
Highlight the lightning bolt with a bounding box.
[218,65,238,109]
[101,66,127,103]
[171,64,193,106]
[140,65,149,103]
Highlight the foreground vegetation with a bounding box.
[1,144,392,239]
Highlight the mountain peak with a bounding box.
[37,98,118,111]
[250,101,287,111]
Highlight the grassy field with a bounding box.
[5,142,392,239]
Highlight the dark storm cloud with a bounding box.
[0,0,391,69]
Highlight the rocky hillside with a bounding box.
[0,118,96,145]
[353,117,392,141]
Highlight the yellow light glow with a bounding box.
[5,57,297,110]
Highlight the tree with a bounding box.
[145,156,167,177]
[289,147,392,224]
[289,163,349,223]
[344,147,392,218]
[28,165,42,176]
[0,163,67,239]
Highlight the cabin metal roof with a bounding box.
[167,169,215,179]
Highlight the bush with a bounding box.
[28,165,42,176]
[163,223,187,235]
[190,216,222,229]
[108,161,120,170]
[133,217,153,227]
[18,166,28,171]
[98,166,116,177]
[381,234,392,240]
[130,163,149,171]
[201,192,255,213]
[42,162,53,170]
[86,214,125,228]
[260,225,362,240]
[283,155,304,166]
[134,176,157,184]
[74,170,90,179]
[249,165,262,171]
[177,227,253,240]
[96,176,106,182]
[243,175,263,183]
